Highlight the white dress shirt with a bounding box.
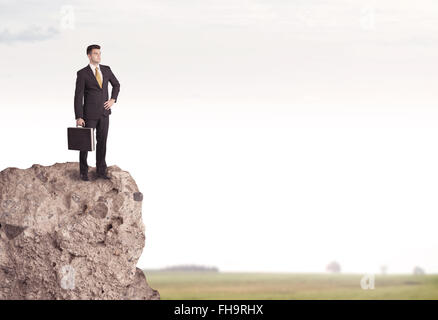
[89,63,103,83]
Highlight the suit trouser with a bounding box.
[79,114,109,175]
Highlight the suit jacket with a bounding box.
[74,64,120,120]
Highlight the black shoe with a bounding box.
[80,173,89,181]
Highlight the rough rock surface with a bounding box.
[0,162,159,300]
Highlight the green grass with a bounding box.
[142,271,438,300]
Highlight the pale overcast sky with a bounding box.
[1,0,438,274]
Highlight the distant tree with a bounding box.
[326,261,341,273]
[413,266,425,275]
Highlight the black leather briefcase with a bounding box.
[67,125,95,151]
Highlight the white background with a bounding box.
[1,0,438,274]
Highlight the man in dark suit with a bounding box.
[74,44,120,181]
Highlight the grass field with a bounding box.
[143,271,438,300]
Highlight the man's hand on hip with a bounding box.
[104,98,115,110]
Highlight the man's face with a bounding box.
[88,49,101,64]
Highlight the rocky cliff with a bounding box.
[0,162,159,300]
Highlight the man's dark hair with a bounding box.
[86,44,101,55]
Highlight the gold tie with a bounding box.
[95,67,102,88]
